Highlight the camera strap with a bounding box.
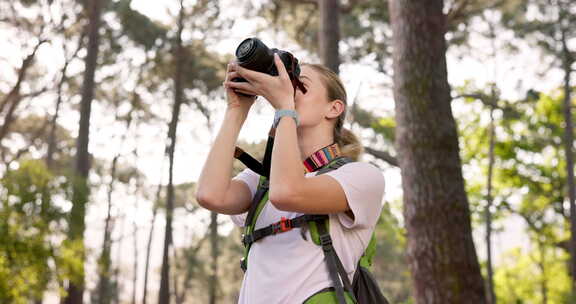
[286,55,307,94]
[234,127,276,178]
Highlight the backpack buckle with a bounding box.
[279,217,292,232]
[272,217,292,233]
[241,234,253,247]
[319,234,332,246]
[319,234,333,252]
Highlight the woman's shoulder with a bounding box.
[338,161,383,175]
[328,161,385,187]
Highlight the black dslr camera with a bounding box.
[233,38,307,95]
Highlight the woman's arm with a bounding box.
[195,63,256,215]
[226,55,350,214]
[269,116,350,214]
[195,108,253,215]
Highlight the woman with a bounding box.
[196,54,385,303]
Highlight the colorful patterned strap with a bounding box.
[303,143,342,173]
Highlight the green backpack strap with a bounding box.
[308,156,353,245]
[315,217,357,304]
[240,175,269,272]
[359,233,377,268]
[303,288,356,304]
[240,156,353,272]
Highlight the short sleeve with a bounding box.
[229,168,260,227]
[325,162,385,229]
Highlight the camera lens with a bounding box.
[236,39,255,61]
[232,38,306,96]
[234,38,274,73]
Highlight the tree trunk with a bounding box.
[158,1,185,303]
[485,20,498,304]
[97,69,138,304]
[142,185,161,304]
[64,0,105,303]
[209,212,219,304]
[485,95,496,304]
[180,232,209,304]
[47,32,85,169]
[536,240,549,304]
[388,1,486,303]
[113,210,128,304]
[96,153,119,304]
[132,143,141,304]
[558,8,576,296]
[319,0,340,74]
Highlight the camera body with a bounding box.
[233,38,306,95]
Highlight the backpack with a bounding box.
[237,155,390,304]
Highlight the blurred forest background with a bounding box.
[1,0,575,303]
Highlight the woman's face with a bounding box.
[294,65,343,129]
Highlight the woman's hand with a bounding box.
[223,61,257,112]
[224,54,295,110]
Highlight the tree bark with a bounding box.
[132,144,141,304]
[388,1,486,303]
[142,184,162,304]
[96,152,119,304]
[158,1,185,303]
[64,0,105,303]
[47,32,85,169]
[209,212,219,304]
[560,17,576,296]
[485,93,496,304]
[485,21,497,304]
[538,241,548,304]
[319,0,340,74]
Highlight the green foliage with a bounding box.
[500,0,575,60]
[371,116,396,143]
[18,0,40,7]
[456,85,573,301]
[495,90,567,227]
[112,0,168,50]
[339,0,390,65]
[257,0,391,67]
[372,203,412,303]
[0,159,72,303]
[494,247,571,303]
[59,239,85,283]
[157,182,198,211]
[351,105,395,149]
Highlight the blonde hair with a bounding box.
[303,64,364,161]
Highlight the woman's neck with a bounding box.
[297,126,334,161]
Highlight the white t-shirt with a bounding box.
[229,162,385,304]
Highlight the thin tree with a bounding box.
[142,182,163,304]
[158,0,186,302]
[485,16,498,304]
[558,1,576,295]
[64,0,105,303]
[46,32,85,169]
[388,0,487,303]
[485,85,496,304]
[132,139,142,304]
[319,0,340,74]
[209,212,219,304]
[96,85,138,304]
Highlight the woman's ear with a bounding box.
[326,99,345,119]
